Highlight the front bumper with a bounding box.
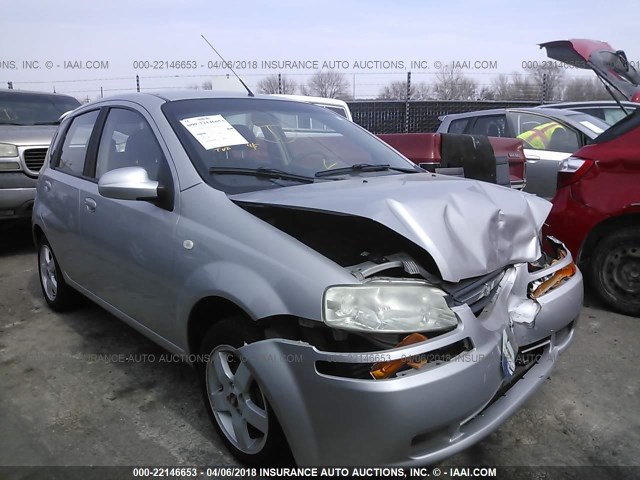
[239,249,583,466]
[0,173,37,219]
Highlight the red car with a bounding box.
[545,109,640,317]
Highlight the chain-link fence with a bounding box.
[348,100,540,133]
[2,69,602,104]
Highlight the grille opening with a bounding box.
[23,148,48,172]
[315,338,472,380]
[485,341,547,410]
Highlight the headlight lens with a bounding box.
[323,283,458,333]
[0,143,18,158]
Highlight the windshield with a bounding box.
[162,98,419,194]
[0,93,81,126]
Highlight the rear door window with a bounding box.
[467,115,508,137]
[56,110,100,176]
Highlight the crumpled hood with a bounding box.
[231,174,551,282]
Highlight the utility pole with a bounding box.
[405,71,411,133]
[352,73,355,99]
[540,73,548,103]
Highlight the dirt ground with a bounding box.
[1,220,638,476]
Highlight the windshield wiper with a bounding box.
[32,121,60,126]
[209,166,314,183]
[314,163,418,178]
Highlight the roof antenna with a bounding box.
[201,34,254,97]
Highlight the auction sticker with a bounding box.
[179,115,247,150]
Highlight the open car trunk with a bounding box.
[540,39,640,102]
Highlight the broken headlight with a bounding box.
[323,283,458,333]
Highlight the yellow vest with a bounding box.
[517,122,564,149]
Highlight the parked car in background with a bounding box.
[33,91,582,466]
[437,107,610,199]
[546,109,640,317]
[545,101,638,125]
[0,89,80,220]
[378,132,526,190]
[270,94,352,120]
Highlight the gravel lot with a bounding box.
[1,220,639,475]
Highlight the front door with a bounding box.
[77,105,180,340]
[506,111,581,199]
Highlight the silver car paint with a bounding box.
[33,92,583,466]
[232,174,551,283]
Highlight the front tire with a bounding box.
[198,317,292,466]
[37,237,79,312]
[590,227,640,317]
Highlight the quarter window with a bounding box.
[448,118,469,134]
[57,110,99,176]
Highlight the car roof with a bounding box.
[543,100,638,108]
[79,90,311,108]
[441,106,587,121]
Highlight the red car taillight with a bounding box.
[557,157,594,190]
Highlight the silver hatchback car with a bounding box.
[32,91,583,466]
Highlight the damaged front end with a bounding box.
[230,182,582,466]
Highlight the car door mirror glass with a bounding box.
[98,166,158,201]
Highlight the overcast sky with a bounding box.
[1,0,638,99]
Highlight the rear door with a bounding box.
[506,111,581,199]
[39,109,101,282]
[76,104,180,340]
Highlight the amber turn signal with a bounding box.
[531,262,577,299]
[370,332,428,380]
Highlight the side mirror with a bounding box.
[98,166,159,201]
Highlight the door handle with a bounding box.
[43,180,52,192]
[84,197,97,212]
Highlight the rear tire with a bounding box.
[590,227,640,317]
[37,237,79,312]
[198,317,292,466]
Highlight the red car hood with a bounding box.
[540,39,640,102]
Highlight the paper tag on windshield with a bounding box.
[179,115,248,150]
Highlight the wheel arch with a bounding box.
[579,213,640,266]
[186,296,253,356]
[32,223,45,246]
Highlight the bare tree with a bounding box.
[488,72,537,101]
[202,80,213,90]
[432,65,477,100]
[302,71,351,100]
[378,80,430,100]
[562,77,613,101]
[257,74,298,94]
[490,74,513,100]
